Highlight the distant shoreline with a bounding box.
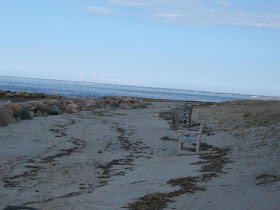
[1,75,278,100]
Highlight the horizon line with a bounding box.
[0,75,279,99]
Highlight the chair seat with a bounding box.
[175,114,189,119]
[181,136,197,142]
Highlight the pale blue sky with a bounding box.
[0,0,280,96]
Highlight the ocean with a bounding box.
[0,76,276,102]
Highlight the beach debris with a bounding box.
[127,143,230,209]
[160,136,178,142]
[256,174,280,185]
[126,176,206,210]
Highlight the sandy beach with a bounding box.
[0,97,280,209]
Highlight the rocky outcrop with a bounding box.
[0,90,63,99]
[0,91,151,127]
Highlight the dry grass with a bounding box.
[197,100,280,138]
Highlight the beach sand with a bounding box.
[0,99,280,209]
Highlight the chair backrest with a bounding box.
[184,104,193,114]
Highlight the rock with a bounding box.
[14,109,32,120]
[7,104,24,116]
[0,91,5,97]
[110,102,120,109]
[84,99,97,108]
[29,111,35,118]
[63,107,74,114]
[4,92,13,98]
[60,101,65,108]
[34,104,46,113]
[31,93,45,98]
[3,107,14,116]
[48,105,60,115]
[20,103,33,110]
[97,150,103,153]
[67,103,80,113]
[42,111,49,117]
[22,92,31,97]
[15,91,24,97]
[29,101,44,106]
[139,104,148,108]
[35,104,60,115]
[34,110,42,117]
[122,99,131,104]
[43,100,62,108]
[45,94,61,99]
[0,107,18,126]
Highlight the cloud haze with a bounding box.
[82,0,280,29]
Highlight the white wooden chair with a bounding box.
[171,104,193,129]
[177,120,205,155]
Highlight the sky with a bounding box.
[0,0,280,96]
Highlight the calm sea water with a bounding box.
[0,77,275,102]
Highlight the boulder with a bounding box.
[22,92,31,97]
[14,109,32,120]
[35,104,60,115]
[4,92,13,98]
[66,103,80,113]
[121,99,132,104]
[139,104,148,108]
[29,111,35,118]
[84,99,97,108]
[43,100,61,108]
[110,102,120,109]
[15,91,24,97]
[48,105,60,115]
[31,93,45,98]
[29,101,44,106]
[34,110,42,117]
[4,107,14,116]
[42,111,49,117]
[0,107,18,127]
[20,102,33,110]
[63,107,74,114]
[0,91,5,97]
[45,94,61,99]
[7,104,24,116]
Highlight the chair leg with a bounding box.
[178,141,183,155]
[196,135,201,153]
